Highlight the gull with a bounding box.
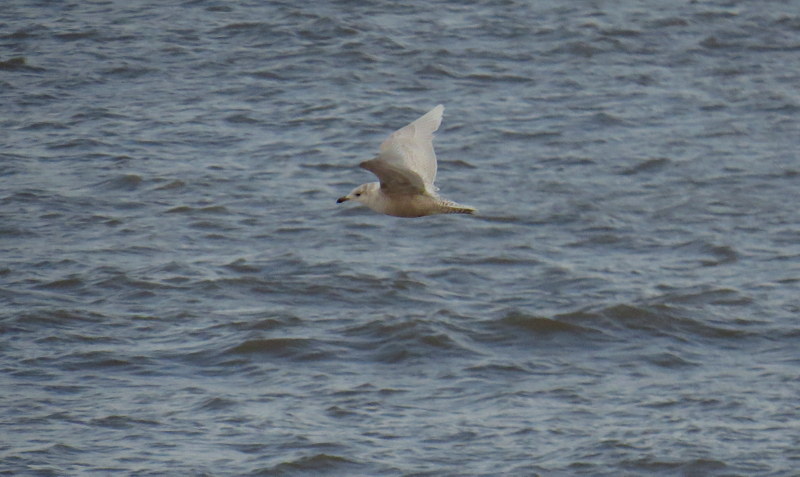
[337,104,475,217]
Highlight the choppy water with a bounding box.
[2,1,800,475]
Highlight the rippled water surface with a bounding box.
[2,1,800,475]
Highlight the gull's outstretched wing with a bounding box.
[365,105,443,194]
[360,157,427,195]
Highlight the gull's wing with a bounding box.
[360,157,427,195]
[369,105,444,193]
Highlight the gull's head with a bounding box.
[337,182,380,206]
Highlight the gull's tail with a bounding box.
[437,199,476,215]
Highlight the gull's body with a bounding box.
[337,105,475,218]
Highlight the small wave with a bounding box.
[38,276,85,290]
[341,316,478,363]
[247,69,287,81]
[693,9,739,21]
[658,280,750,303]
[699,35,733,50]
[465,361,533,376]
[196,397,238,411]
[223,258,263,274]
[94,272,175,292]
[260,454,363,475]
[206,5,233,13]
[0,56,44,71]
[214,22,269,33]
[296,17,359,41]
[549,41,606,57]
[559,297,756,342]
[101,64,158,79]
[620,157,670,175]
[19,121,69,131]
[2,27,46,40]
[416,63,460,79]
[226,337,333,361]
[165,205,230,215]
[463,72,535,84]
[26,443,83,456]
[622,456,729,475]
[225,113,261,124]
[55,29,99,41]
[90,415,160,429]
[228,337,307,354]
[211,311,303,332]
[152,179,185,191]
[96,174,143,191]
[498,311,599,336]
[0,225,37,239]
[26,348,146,373]
[498,129,562,141]
[646,351,700,368]
[46,137,111,150]
[442,254,541,266]
[646,17,689,28]
[600,27,641,38]
[11,309,105,330]
[587,111,628,127]
[71,107,128,121]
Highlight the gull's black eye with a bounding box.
[355,193,361,197]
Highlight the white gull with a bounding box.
[337,105,475,218]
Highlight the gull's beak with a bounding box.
[336,196,349,204]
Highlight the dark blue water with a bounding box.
[2,1,799,475]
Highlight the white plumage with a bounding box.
[337,105,475,218]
